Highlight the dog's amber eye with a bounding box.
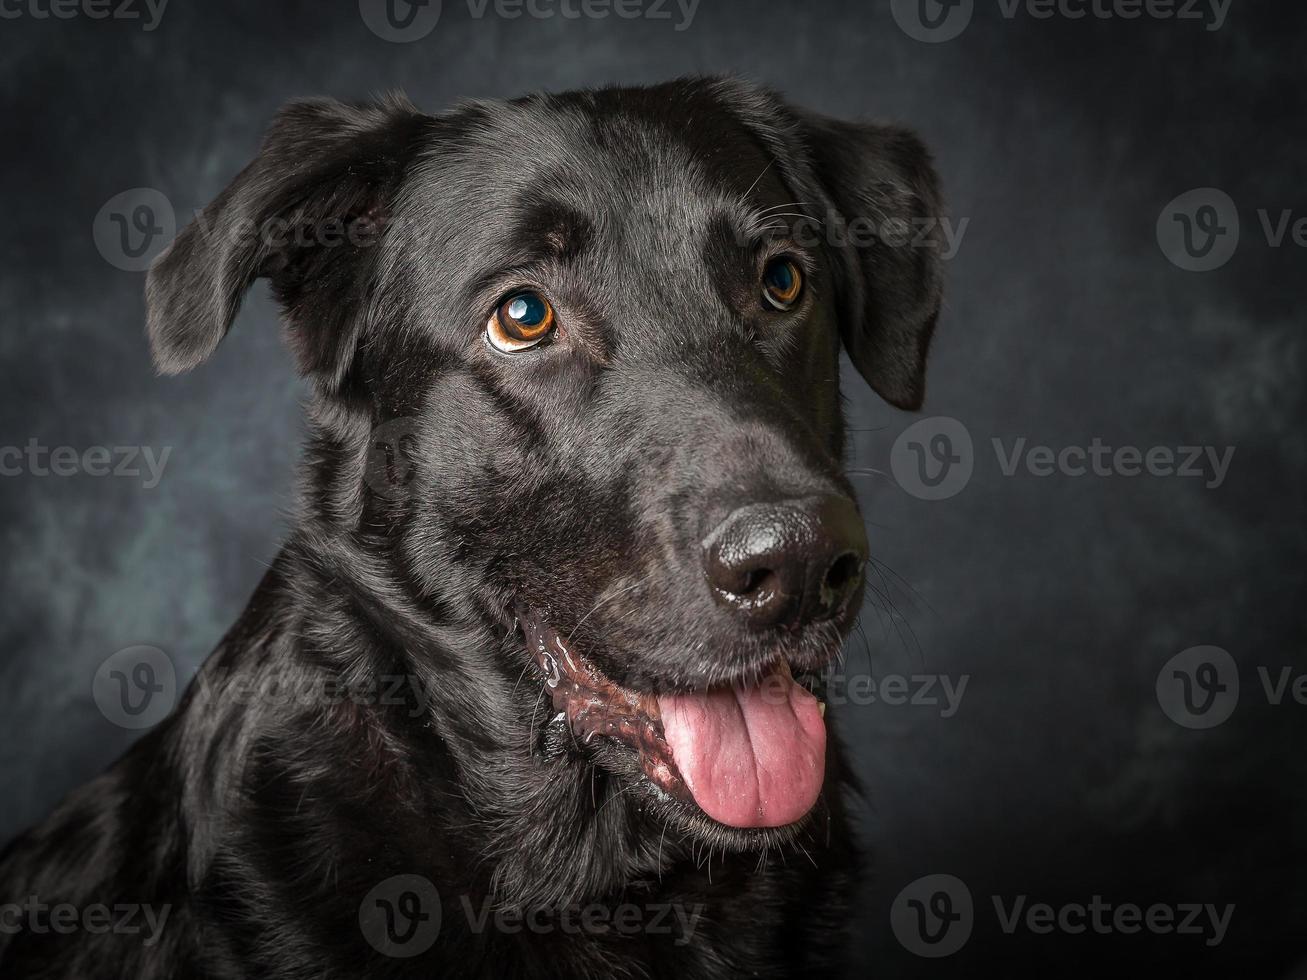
[762,257,803,311]
[487,291,556,353]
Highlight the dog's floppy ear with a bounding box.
[145,94,430,387]
[796,110,944,411]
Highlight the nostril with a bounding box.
[738,567,776,597]
[823,552,862,597]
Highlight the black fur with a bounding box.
[0,76,943,978]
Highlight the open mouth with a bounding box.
[517,605,828,829]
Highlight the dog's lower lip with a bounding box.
[515,603,830,829]
[517,604,690,801]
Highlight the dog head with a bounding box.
[146,78,944,842]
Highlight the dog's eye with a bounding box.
[487,291,556,353]
[761,257,804,312]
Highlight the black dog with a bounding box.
[0,76,943,978]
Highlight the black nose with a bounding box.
[702,495,868,629]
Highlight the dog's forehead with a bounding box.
[408,89,786,258]
[520,84,780,201]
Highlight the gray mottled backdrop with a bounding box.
[1,0,1304,975]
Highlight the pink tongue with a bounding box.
[657,668,826,828]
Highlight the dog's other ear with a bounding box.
[797,110,944,410]
[145,94,430,388]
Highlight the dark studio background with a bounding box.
[1,1,1304,975]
